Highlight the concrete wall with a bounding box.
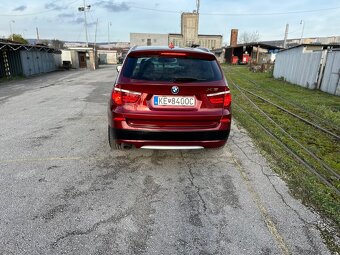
[302,36,340,45]
[211,48,225,63]
[70,51,79,69]
[130,33,168,47]
[169,34,184,47]
[181,12,199,46]
[169,34,222,49]
[97,50,118,64]
[198,35,222,50]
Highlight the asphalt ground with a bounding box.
[0,66,331,254]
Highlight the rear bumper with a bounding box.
[110,128,230,148]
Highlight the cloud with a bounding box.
[58,13,75,18]
[13,5,27,12]
[70,17,96,27]
[87,21,97,27]
[72,17,85,24]
[96,1,130,12]
[45,2,67,11]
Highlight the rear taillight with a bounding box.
[207,91,231,108]
[223,93,231,107]
[111,88,141,106]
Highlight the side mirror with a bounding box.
[116,65,122,72]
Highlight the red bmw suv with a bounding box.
[108,46,231,149]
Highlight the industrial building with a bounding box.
[130,33,168,47]
[261,36,340,48]
[97,49,118,65]
[168,12,222,49]
[130,2,222,50]
[61,47,97,70]
[211,29,281,64]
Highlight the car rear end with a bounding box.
[108,47,231,149]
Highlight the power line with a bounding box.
[129,5,340,16]
[130,6,179,14]
[1,3,339,17]
[200,6,340,16]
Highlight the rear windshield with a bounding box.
[122,56,223,82]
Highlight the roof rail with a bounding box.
[128,45,138,53]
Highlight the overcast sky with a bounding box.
[1,0,339,44]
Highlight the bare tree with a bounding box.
[238,31,260,44]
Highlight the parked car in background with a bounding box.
[108,46,231,149]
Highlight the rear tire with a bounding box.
[108,126,132,150]
[108,126,122,150]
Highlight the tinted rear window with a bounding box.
[123,56,223,82]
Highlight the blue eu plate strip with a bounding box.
[154,96,158,105]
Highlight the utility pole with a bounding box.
[108,22,112,48]
[93,18,98,70]
[78,1,91,47]
[83,0,88,47]
[36,27,40,42]
[196,0,200,13]
[22,29,27,38]
[300,20,305,44]
[94,19,98,49]
[9,20,15,41]
[283,23,289,49]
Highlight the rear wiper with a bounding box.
[171,77,207,82]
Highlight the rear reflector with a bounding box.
[114,117,125,121]
[220,117,231,123]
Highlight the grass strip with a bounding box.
[223,65,340,252]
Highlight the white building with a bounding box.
[130,11,222,50]
[130,33,168,47]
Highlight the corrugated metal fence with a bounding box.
[20,51,59,76]
[273,46,340,96]
[0,50,23,78]
[320,50,340,95]
[1,42,61,79]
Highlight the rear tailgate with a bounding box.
[114,50,228,130]
[116,81,226,130]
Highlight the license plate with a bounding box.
[154,96,195,106]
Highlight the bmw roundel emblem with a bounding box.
[171,86,179,94]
